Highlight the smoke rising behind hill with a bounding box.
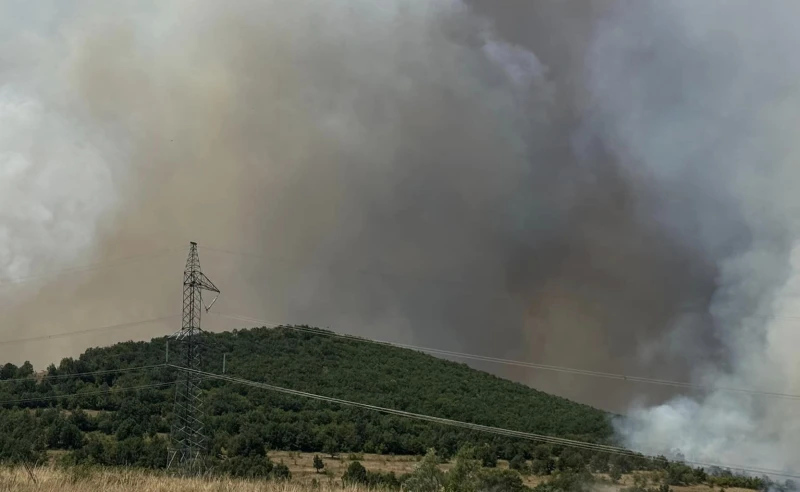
[2,0,800,475]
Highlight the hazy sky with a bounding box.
[2,0,800,474]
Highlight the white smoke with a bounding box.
[0,2,128,287]
[0,0,554,367]
[588,0,800,474]
[0,86,119,283]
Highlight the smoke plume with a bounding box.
[2,0,799,474]
[583,0,800,475]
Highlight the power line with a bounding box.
[0,248,181,290]
[199,245,800,322]
[207,312,283,328]
[0,382,174,406]
[212,313,800,401]
[0,364,168,384]
[172,365,800,480]
[0,315,179,346]
[200,245,605,305]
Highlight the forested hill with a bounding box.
[0,325,613,467]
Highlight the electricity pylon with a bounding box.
[168,242,220,472]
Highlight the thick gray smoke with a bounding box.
[583,0,800,474]
[2,0,799,474]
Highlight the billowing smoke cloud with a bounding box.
[2,0,799,474]
[1,0,708,412]
[1,0,559,370]
[584,0,800,474]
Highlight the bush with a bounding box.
[272,462,291,480]
[666,463,698,486]
[535,470,594,492]
[342,461,398,489]
[67,463,96,484]
[403,449,445,492]
[343,461,368,485]
[445,447,480,492]
[221,455,274,478]
[509,454,527,471]
[558,450,585,472]
[589,453,609,473]
[533,445,552,460]
[313,454,325,473]
[478,444,498,468]
[366,471,400,490]
[478,469,527,492]
[531,459,555,476]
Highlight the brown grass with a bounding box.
[0,466,371,492]
[0,458,758,492]
[267,451,550,487]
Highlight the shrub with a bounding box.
[313,454,325,473]
[477,444,498,468]
[509,454,527,471]
[342,461,368,485]
[271,462,291,480]
[403,449,445,492]
[478,469,527,492]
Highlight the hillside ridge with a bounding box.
[0,324,612,466]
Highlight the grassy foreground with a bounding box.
[0,466,366,492]
[0,464,760,492]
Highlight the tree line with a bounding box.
[0,326,787,490]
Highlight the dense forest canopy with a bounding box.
[0,325,611,466]
[0,326,787,492]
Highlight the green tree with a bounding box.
[114,418,141,441]
[532,459,556,476]
[478,469,527,492]
[367,471,400,490]
[271,462,291,480]
[477,444,498,468]
[533,445,552,460]
[222,455,274,478]
[445,447,480,492]
[17,361,34,378]
[59,423,85,450]
[559,449,585,471]
[509,454,526,471]
[313,454,325,473]
[404,449,445,492]
[342,461,368,485]
[537,470,594,492]
[0,363,17,380]
[589,453,609,473]
[323,438,338,459]
[230,428,266,457]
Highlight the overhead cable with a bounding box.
[0,248,180,289]
[0,382,174,406]
[0,315,179,346]
[172,365,800,480]
[199,245,800,321]
[212,312,800,401]
[0,363,168,384]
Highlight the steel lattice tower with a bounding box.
[168,242,220,472]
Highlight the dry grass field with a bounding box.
[268,451,553,488]
[0,457,757,492]
[268,452,754,492]
[268,451,448,486]
[0,466,371,492]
